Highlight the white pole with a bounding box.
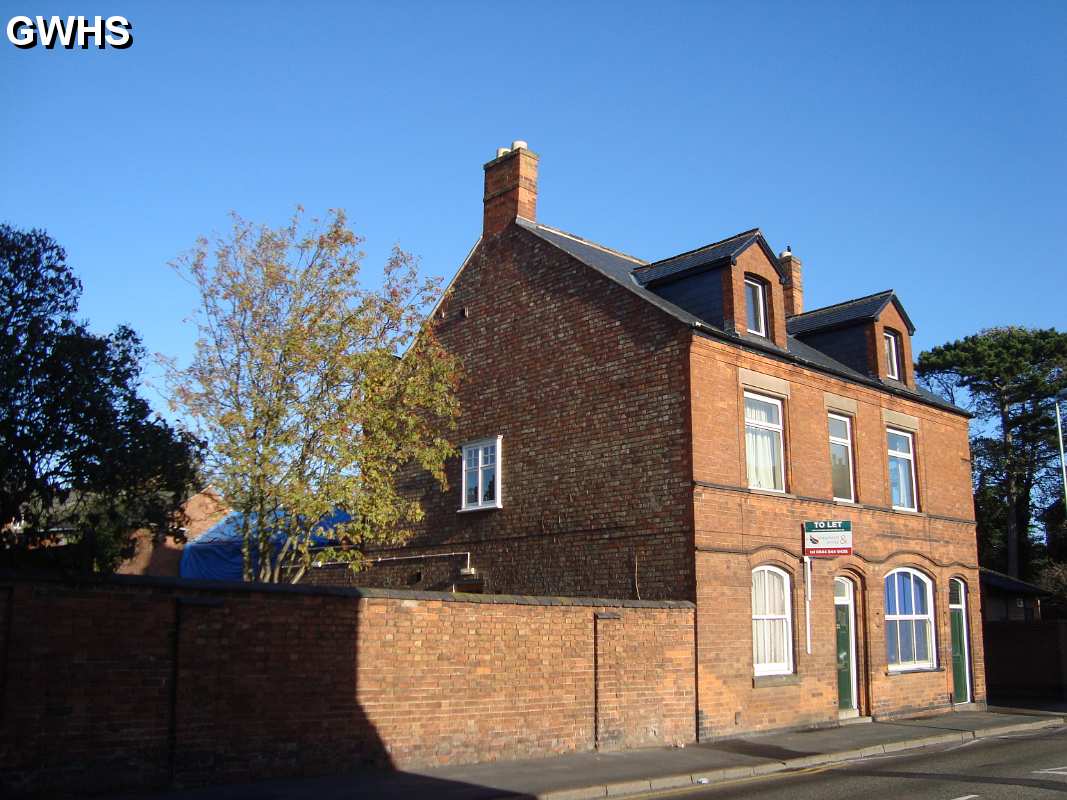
[804,555,812,655]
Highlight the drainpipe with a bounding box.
[312,551,477,578]
[804,556,812,655]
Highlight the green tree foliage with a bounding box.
[917,327,1067,578]
[0,224,202,572]
[166,209,458,583]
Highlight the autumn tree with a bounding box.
[0,224,202,572]
[167,209,458,583]
[917,327,1067,578]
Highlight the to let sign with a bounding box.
[803,520,853,556]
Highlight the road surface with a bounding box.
[641,725,1067,800]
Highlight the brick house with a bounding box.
[311,142,984,736]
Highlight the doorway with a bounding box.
[949,578,972,703]
[834,577,859,717]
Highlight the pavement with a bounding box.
[116,709,1066,800]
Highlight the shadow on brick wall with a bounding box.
[0,573,408,796]
[0,571,696,798]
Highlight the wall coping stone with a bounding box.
[0,569,695,610]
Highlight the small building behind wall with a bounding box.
[979,568,1065,702]
[980,567,1044,622]
[320,141,985,737]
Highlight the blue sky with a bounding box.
[2,2,1064,415]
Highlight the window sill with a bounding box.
[457,505,502,514]
[833,498,860,507]
[885,666,943,676]
[747,488,793,499]
[752,673,801,688]
[891,506,921,515]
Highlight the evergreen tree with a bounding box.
[918,327,1067,578]
[0,224,201,572]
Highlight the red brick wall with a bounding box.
[355,223,694,601]
[872,301,916,388]
[0,575,694,796]
[723,246,788,347]
[688,334,983,737]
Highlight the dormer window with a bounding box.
[745,278,767,337]
[884,330,902,380]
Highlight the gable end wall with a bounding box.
[322,224,695,600]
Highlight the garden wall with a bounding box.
[984,620,1067,700]
[0,573,694,795]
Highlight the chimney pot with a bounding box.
[496,147,510,158]
[511,140,528,150]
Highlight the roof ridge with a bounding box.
[522,219,647,265]
[791,289,895,318]
[636,227,762,272]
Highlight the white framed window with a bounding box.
[744,391,785,492]
[828,413,855,502]
[459,436,502,511]
[887,428,918,511]
[752,565,794,676]
[744,278,767,337]
[884,330,902,380]
[884,568,936,671]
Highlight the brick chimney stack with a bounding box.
[483,141,538,237]
[779,247,803,317]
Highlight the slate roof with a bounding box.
[788,290,916,336]
[511,218,964,416]
[515,218,706,329]
[980,568,1048,596]
[633,228,783,287]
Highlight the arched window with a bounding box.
[752,566,794,676]
[884,568,936,670]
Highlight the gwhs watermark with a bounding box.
[6,15,133,50]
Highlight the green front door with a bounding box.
[834,577,856,712]
[836,603,853,710]
[950,579,971,703]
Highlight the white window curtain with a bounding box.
[884,568,935,670]
[752,566,793,676]
[745,393,784,492]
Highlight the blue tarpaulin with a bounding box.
[179,508,349,581]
